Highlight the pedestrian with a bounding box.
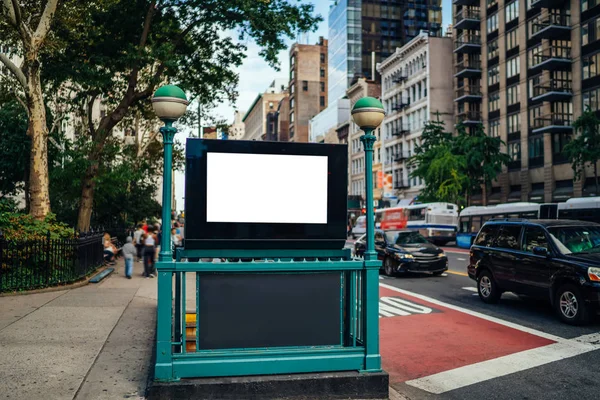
[133,224,144,262]
[143,229,156,278]
[122,237,136,279]
[103,232,116,265]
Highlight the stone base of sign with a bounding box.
[147,370,389,400]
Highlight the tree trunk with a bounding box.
[26,66,51,220]
[77,150,100,232]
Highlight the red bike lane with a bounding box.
[378,284,555,384]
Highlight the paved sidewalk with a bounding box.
[0,260,157,400]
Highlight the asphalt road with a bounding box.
[381,249,600,400]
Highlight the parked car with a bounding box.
[468,219,600,325]
[354,230,448,276]
[351,216,366,239]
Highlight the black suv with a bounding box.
[468,219,600,325]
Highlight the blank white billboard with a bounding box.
[206,152,328,224]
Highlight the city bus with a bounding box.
[557,197,600,223]
[404,203,459,245]
[377,203,458,244]
[457,202,558,248]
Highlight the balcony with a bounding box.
[391,124,410,137]
[454,34,481,54]
[531,80,572,102]
[508,160,521,171]
[455,85,482,103]
[454,58,481,79]
[530,0,567,9]
[530,14,571,41]
[532,113,573,134]
[394,180,410,190]
[393,152,410,163]
[456,111,482,126]
[392,75,408,86]
[529,46,571,74]
[453,0,478,6]
[391,98,410,113]
[455,8,481,31]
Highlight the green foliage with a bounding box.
[0,100,29,198]
[564,108,600,188]
[49,136,166,228]
[410,117,509,206]
[0,212,74,241]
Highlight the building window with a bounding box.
[487,13,498,34]
[529,104,543,128]
[583,87,600,111]
[506,28,518,50]
[505,1,519,23]
[508,142,521,161]
[488,65,500,85]
[290,98,294,109]
[527,43,542,67]
[583,51,600,79]
[320,82,325,92]
[488,38,499,59]
[529,136,544,161]
[290,112,294,123]
[320,68,325,78]
[290,84,295,94]
[507,84,520,105]
[507,113,520,133]
[528,74,541,99]
[553,132,571,163]
[320,96,325,107]
[290,55,295,66]
[489,119,500,137]
[582,15,600,46]
[489,91,500,112]
[290,69,294,80]
[302,81,308,91]
[507,56,520,78]
[320,53,325,63]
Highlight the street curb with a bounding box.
[389,386,410,400]
[0,264,114,297]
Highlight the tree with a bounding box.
[456,123,510,206]
[43,0,322,231]
[564,108,600,194]
[0,100,29,199]
[0,0,60,219]
[410,117,466,205]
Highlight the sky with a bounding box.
[174,0,452,212]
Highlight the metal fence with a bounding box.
[0,232,104,293]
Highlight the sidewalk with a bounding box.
[0,259,157,400]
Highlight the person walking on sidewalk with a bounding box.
[133,224,144,262]
[122,237,136,279]
[143,230,156,278]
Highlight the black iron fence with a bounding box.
[0,232,104,293]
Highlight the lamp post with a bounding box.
[152,85,189,262]
[351,96,385,372]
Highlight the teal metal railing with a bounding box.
[154,248,381,381]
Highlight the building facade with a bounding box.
[328,0,443,103]
[288,37,328,142]
[453,0,600,204]
[346,78,382,204]
[242,81,288,141]
[378,32,454,203]
[228,111,245,140]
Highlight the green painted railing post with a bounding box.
[158,121,177,262]
[360,128,382,372]
[155,269,175,380]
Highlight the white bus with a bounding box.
[557,197,600,222]
[403,203,459,245]
[457,202,558,248]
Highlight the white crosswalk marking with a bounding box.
[462,287,478,292]
[379,297,433,318]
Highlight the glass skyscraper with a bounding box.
[327,0,443,103]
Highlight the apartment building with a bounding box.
[378,32,454,202]
[242,80,288,141]
[453,0,600,203]
[228,111,245,140]
[346,78,382,204]
[288,37,328,142]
